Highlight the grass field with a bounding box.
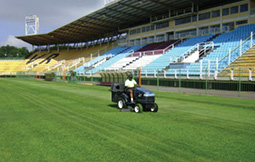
[0,78,255,162]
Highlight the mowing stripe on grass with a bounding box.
[0,78,255,162]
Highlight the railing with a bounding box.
[130,40,181,57]
[48,60,65,70]
[84,54,113,68]
[218,32,255,70]
[67,57,85,69]
[175,31,197,39]
[178,41,215,62]
[102,50,135,71]
[92,57,108,68]
[140,67,255,81]
[26,61,39,70]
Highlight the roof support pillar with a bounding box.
[192,2,194,12]
[47,45,50,53]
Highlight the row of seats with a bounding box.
[0,60,25,74]
[74,45,130,74]
[136,40,176,52]
[105,56,139,70]
[83,40,180,72]
[82,45,144,74]
[218,45,255,77]
[24,44,110,72]
[123,54,162,70]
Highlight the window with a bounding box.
[222,22,234,32]
[142,27,146,32]
[199,12,211,21]
[156,35,165,42]
[146,26,150,32]
[199,26,209,35]
[223,8,229,16]
[156,22,169,30]
[236,20,248,25]
[175,17,191,25]
[210,24,220,33]
[212,10,220,18]
[240,4,248,12]
[130,29,136,35]
[176,29,197,38]
[148,36,154,43]
[135,39,141,45]
[137,28,141,33]
[151,25,155,31]
[142,38,148,44]
[192,15,197,22]
[231,6,238,14]
[130,40,134,46]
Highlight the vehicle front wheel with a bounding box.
[134,104,141,113]
[151,103,158,112]
[117,98,126,109]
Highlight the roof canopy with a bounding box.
[16,0,241,46]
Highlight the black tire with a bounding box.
[151,103,158,112]
[117,98,126,109]
[134,104,141,113]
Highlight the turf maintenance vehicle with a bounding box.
[110,83,158,113]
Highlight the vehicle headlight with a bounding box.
[144,93,149,97]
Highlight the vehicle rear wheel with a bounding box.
[151,103,158,112]
[117,98,126,109]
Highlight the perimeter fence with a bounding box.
[4,69,254,99]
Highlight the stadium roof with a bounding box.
[16,0,241,46]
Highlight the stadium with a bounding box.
[0,0,255,161]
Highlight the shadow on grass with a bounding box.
[108,104,118,109]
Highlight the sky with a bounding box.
[0,0,105,50]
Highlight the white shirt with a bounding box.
[125,79,137,88]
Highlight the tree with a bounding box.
[0,45,30,58]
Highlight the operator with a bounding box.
[125,74,139,103]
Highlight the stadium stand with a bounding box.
[0,0,253,82]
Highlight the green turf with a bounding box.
[0,78,254,162]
